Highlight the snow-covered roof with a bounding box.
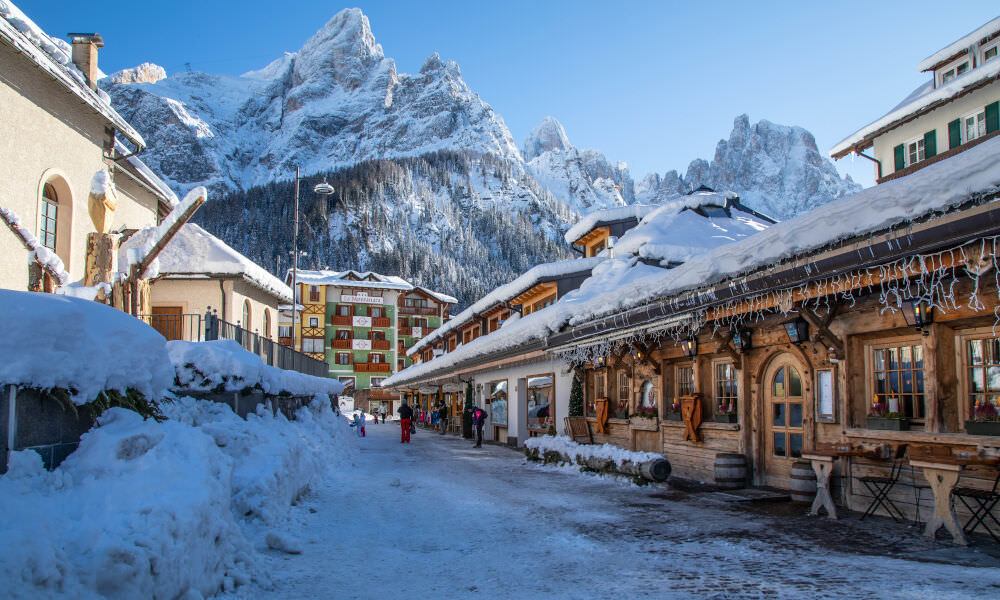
[0,1,145,149]
[292,269,456,303]
[386,135,1000,387]
[614,191,772,266]
[406,257,605,357]
[564,205,658,245]
[121,222,292,303]
[0,290,175,404]
[831,51,1000,158]
[918,17,1000,72]
[113,139,179,207]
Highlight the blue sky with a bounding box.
[19,1,999,188]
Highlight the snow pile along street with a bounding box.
[524,435,664,467]
[0,396,354,599]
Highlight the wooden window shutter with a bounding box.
[893,144,905,171]
[948,119,962,149]
[923,130,937,158]
[986,101,1000,134]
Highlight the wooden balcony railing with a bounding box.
[371,339,391,350]
[331,338,352,350]
[331,315,352,326]
[355,362,391,373]
[398,306,438,315]
[372,317,391,328]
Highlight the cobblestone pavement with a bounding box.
[232,424,1000,599]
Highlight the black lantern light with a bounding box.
[902,298,933,330]
[732,328,752,353]
[630,346,644,361]
[782,317,809,344]
[681,337,698,358]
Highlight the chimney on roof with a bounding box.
[68,33,103,91]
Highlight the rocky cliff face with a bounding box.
[634,115,861,220]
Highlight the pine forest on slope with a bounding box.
[104,8,861,309]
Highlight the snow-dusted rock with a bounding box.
[109,62,167,85]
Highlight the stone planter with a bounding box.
[965,420,1000,436]
[866,416,909,431]
[713,414,738,424]
[630,416,659,431]
[664,412,682,421]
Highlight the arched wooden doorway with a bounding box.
[762,354,810,488]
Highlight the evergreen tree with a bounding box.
[569,375,584,417]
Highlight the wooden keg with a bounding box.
[713,453,747,489]
[790,460,817,503]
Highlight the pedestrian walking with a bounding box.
[398,400,413,443]
[356,411,366,437]
[430,408,439,430]
[380,406,387,424]
[471,405,488,447]
[438,402,448,435]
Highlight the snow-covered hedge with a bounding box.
[0,290,174,404]
[0,395,353,599]
[524,435,663,467]
[167,340,344,397]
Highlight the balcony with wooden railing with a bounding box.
[331,315,352,326]
[355,362,391,373]
[331,338,352,350]
[371,339,391,350]
[398,326,436,337]
[372,317,391,328]
[398,305,438,315]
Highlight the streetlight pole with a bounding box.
[291,167,300,351]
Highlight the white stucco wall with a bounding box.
[872,80,1000,177]
[150,277,284,341]
[0,43,159,291]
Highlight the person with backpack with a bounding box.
[471,405,488,448]
[398,399,413,443]
[438,402,449,435]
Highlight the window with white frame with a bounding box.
[302,338,324,353]
[714,362,739,416]
[335,352,351,365]
[40,183,58,250]
[278,325,292,338]
[308,316,319,328]
[963,108,987,143]
[939,60,970,85]
[906,137,925,167]
[983,41,998,64]
[371,377,386,387]
[338,376,355,389]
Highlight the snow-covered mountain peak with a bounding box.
[109,62,167,85]
[522,116,572,161]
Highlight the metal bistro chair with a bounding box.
[859,444,908,523]
[953,469,1000,543]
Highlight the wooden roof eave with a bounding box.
[921,48,973,73]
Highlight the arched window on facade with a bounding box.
[40,183,58,251]
[243,300,251,330]
[263,309,271,339]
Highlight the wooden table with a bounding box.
[802,444,894,520]
[908,455,1000,546]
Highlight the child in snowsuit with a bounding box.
[356,411,366,437]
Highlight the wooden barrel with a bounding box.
[713,453,747,489]
[790,460,817,503]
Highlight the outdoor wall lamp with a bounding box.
[681,338,698,358]
[781,317,809,344]
[732,328,752,353]
[630,347,643,361]
[902,298,933,332]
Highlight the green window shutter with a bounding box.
[948,119,962,149]
[923,130,937,158]
[893,144,905,172]
[986,101,1000,134]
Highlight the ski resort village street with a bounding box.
[6,1,1000,598]
[229,424,1000,600]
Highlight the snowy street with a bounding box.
[232,424,1000,600]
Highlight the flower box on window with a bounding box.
[965,420,1000,435]
[866,416,909,431]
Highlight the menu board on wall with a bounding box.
[817,370,834,419]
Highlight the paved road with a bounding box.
[235,422,1000,599]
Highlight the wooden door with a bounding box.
[764,359,806,488]
[151,306,183,341]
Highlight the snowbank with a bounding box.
[0,290,174,404]
[167,339,345,397]
[524,435,663,467]
[0,396,355,599]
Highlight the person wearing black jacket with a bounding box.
[437,403,449,435]
[471,406,488,448]
[398,400,414,443]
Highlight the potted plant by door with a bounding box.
[965,400,1000,436]
[664,401,682,421]
[630,406,659,429]
[866,395,909,431]
[713,401,738,423]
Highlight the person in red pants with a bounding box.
[397,399,414,443]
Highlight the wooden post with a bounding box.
[85,232,118,303]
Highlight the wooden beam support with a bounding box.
[799,305,845,358]
[135,192,206,279]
